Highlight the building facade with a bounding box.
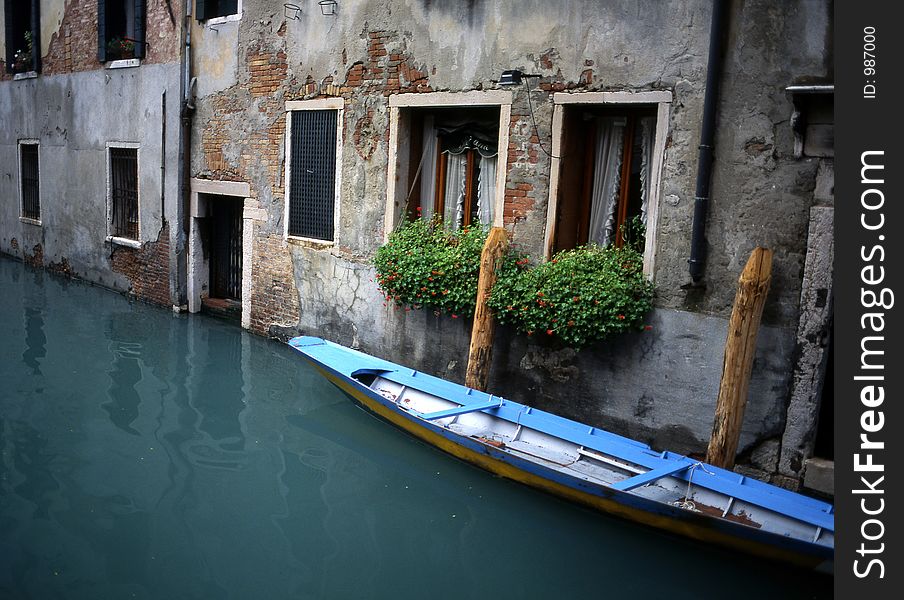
[1,1,834,492]
[1,0,185,305]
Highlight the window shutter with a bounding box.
[196,0,208,21]
[97,0,107,62]
[30,0,41,72]
[134,0,146,59]
[289,110,338,241]
[4,0,14,73]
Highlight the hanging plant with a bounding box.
[488,243,654,349]
[374,217,488,319]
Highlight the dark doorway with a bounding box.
[813,327,834,460]
[209,197,243,302]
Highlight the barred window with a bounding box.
[109,147,139,240]
[287,108,339,241]
[19,142,40,221]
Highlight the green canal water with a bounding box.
[0,257,831,599]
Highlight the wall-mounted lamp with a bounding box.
[284,3,302,20]
[496,69,558,159]
[497,69,542,87]
[319,0,338,15]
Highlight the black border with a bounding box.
[835,1,902,595]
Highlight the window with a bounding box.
[4,0,41,74]
[109,146,139,240]
[553,105,656,252]
[196,0,240,21]
[97,1,147,62]
[546,92,670,273]
[385,91,512,238]
[19,141,40,222]
[285,100,342,242]
[406,108,499,230]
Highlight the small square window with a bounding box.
[109,147,140,240]
[196,0,240,21]
[286,108,340,242]
[19,141,40,221]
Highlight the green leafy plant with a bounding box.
[106,37,136,59]
[621,214,647,254]
[488,244,654,348]
[374,217,488,319]
[12,30,33,72]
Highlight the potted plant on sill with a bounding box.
[12,31,33,73]
[106,37,136,61]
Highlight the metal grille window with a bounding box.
[19,143,40,221]
[288,109,338,241]
[110,147,139,240]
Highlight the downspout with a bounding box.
[688,0,729,283]
[177,0,197,307]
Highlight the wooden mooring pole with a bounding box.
[465,227,509,391]
[706,247,773,469]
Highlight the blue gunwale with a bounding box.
[288,336,834,565]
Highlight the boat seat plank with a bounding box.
[610,463,691,491]
[416,399,503,421]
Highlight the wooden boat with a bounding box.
[289,336,834,571]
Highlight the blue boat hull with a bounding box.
[289,336,834,571]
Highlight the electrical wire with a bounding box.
[523,77,561,160]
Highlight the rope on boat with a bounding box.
[672,462,716,512]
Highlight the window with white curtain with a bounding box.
[553,105,657,253]
[403,107,499,229]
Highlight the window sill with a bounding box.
[19,217,42,227]
[106,236,142,249]
[286,235,334,250]
[106,59,141,70]
[13,71,38,80]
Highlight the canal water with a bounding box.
[0,257,830,599]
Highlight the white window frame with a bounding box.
[202,0,242,25]
[543,91,671,279]
[384,90,513,241]
[105,141,142,247]
[283,97,344,246]
[17,139,41,226]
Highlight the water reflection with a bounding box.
[103,313,145,435]
[0,257,832,600]
[191,327,246,452]
[22,308,46,376]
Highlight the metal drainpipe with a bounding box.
[177,0,196,308]
[688,0,729,283]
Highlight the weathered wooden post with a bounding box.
[465,227,509,391]
[706,247,773,469]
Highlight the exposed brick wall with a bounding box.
[110,223,172,307]
[2,0,182,81]
[503,110,544,231]
[248,234,299,336]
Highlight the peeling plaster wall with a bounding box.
[191,0,831,478]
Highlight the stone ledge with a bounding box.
[803,457,834,497]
